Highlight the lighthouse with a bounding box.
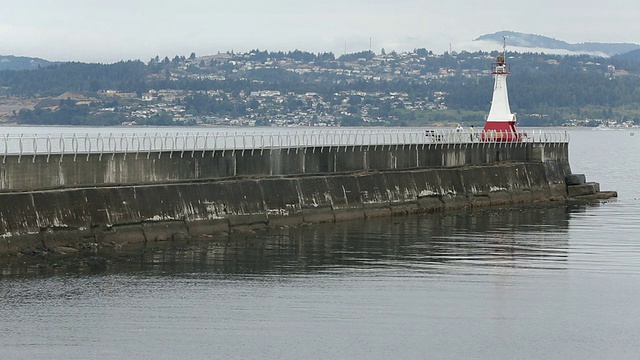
[482,38,520,141]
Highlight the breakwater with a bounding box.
[0,129,610,257]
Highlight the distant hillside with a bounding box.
[612,48,640,62]
[474,31,640,57]
[0,55,54,71]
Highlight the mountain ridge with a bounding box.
[474,31,640,57]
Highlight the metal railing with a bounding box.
[0,129,568,160]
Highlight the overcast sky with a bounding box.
[0,0,637,63]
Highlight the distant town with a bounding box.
[2,47,640,128]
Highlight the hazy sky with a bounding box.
[1,0,637,63]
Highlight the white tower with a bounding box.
[482,37,519,141]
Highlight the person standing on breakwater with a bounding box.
[454,123,464,142]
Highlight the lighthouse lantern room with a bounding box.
[482,38,521,142]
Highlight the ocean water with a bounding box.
[1,127,639,360]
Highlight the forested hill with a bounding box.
[0,55,55,71]
[2,49,640,127]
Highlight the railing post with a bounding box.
[2,134,7,164]
[132,133,140,159]
[17,134,24,163]
[191,133,197,156]
[121,134,128,160]
[96,133,104,161]
[109,133,116,160]
[181,132,187,158]
[46,134,52,163]
[31,134,37,163]
[232,131,237,156]
[144,133,151,159]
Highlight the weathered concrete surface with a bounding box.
[0,143,570,192]
[567,182,601,197]
[569,191,617,201]
[326,175,365,222]
[564,173,615,200]
[260,178,304,227]
[0,160,581,257]
[296,177,334,223]
[566,173,587,186]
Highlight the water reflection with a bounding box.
[1,203,576,278]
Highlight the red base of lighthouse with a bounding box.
[481,121,521,142]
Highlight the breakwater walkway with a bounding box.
[0,128,610,257]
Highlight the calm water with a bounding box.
[1,128,639,360]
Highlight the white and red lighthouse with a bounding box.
[482,39,520,141]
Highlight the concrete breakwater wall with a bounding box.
[0,141,574,256]
[0,142,566,191]
[1,163,571,256]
